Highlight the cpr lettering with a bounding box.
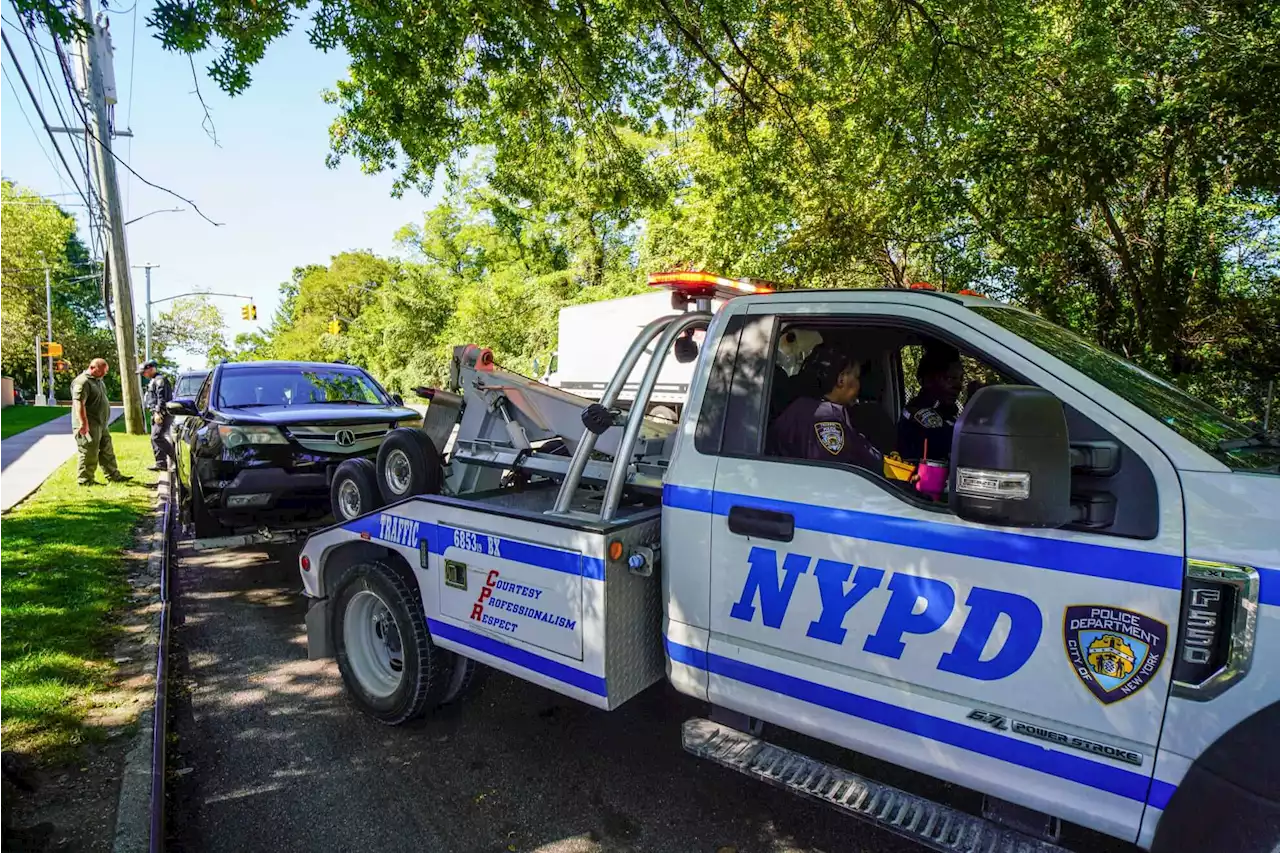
[728,547,1043,680]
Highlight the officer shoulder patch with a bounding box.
[914,407,945,429]
[1063,605,1168,705]
[814,421,845,455]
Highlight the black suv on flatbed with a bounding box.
[170,361,419,536]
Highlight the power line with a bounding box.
[1,66,66,180]
[0,32,96,213]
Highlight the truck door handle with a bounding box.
[727,506,795,542]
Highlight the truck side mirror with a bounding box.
[949,385,1071,529]
[166,398,200,417]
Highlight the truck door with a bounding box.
[696,302,1184,843]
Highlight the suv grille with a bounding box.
[284,423,391,455]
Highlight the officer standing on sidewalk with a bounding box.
[138,361,175,472]
[72,358,132,486]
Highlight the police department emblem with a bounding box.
[914,407,945,429]
[814,421,845,455]
[1063,605,1168,705]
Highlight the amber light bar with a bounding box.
[647,270,777,300]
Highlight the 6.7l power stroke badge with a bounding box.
[1064,605,1168,705]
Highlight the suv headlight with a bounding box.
[218,425,289,448]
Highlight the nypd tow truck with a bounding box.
[298,272,1279,853]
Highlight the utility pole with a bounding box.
[38,252,56,405]
[34,335,45,405]
[138,264,156,363]
[76,0,143,432]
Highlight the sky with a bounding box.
[2,3,442,369]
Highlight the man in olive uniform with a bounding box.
[138,361,175,471]
[72,358,131,486]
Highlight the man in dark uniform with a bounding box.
[771,343,884,472]
[139,361,175,472]
[899,345,964,462]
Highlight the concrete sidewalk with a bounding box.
[1,406,124,512]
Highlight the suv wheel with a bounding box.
[331,458,382,522]
[376,429,442,503]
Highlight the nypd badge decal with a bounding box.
[1064,605,1168,704]
[814,421,845,455]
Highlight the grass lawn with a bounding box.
[1,405,69,439]
[0,419,159,760]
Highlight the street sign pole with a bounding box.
[34,335,45,405]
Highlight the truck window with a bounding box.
[713,314,1160,539]
[974,306,1279,472]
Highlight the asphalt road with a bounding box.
[165,542,927,853]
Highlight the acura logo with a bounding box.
[335,429,356,447]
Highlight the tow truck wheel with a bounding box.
[331,458,382,521]
[376,428,442,503]
[332,560,451,724]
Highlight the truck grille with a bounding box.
[284,423,391,455]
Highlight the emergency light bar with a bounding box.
[647,270,776,301]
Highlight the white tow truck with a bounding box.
[300,272,1279,853]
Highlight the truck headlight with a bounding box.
[218,425,289,448]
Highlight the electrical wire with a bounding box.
[1,31,97,215]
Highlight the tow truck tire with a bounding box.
[330,458,382,522]
[376,428,442,504]
[440,657,489,705]
[332,560,451,724]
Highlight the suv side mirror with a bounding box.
[949,385,1070,529]
[167,398,200,417]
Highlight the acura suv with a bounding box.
[169,360,419,536]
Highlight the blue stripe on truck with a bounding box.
[665,638,1161,804]
[430,618,607,696]
[663,484,1184,590]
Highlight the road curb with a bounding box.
[113,473,171,853]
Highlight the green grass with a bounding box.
[1,405,70,439]
[0,419,158,760]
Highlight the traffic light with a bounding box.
[40,342,63,357]
[53,359,69,372]
[241,304,258,320]
[327,320,341,335]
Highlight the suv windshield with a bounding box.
[973,307,1279,473]
[216,366,389,408]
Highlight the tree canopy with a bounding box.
[14,0,1278,419]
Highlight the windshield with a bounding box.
[973,307,1279,472]
[176,372,209,398]
[216,366,389,408]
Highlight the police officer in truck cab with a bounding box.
[899,344,964,462]
[771,342,884,472]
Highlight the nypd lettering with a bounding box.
[1064,605,1168,704]
[377,513,421,547]
[730,546,1043,681]
[470,570,576,633]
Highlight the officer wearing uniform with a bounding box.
[899,345,964,462]
[772,343,883,472]
[71,358,131,486]
[139,360,175,471]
